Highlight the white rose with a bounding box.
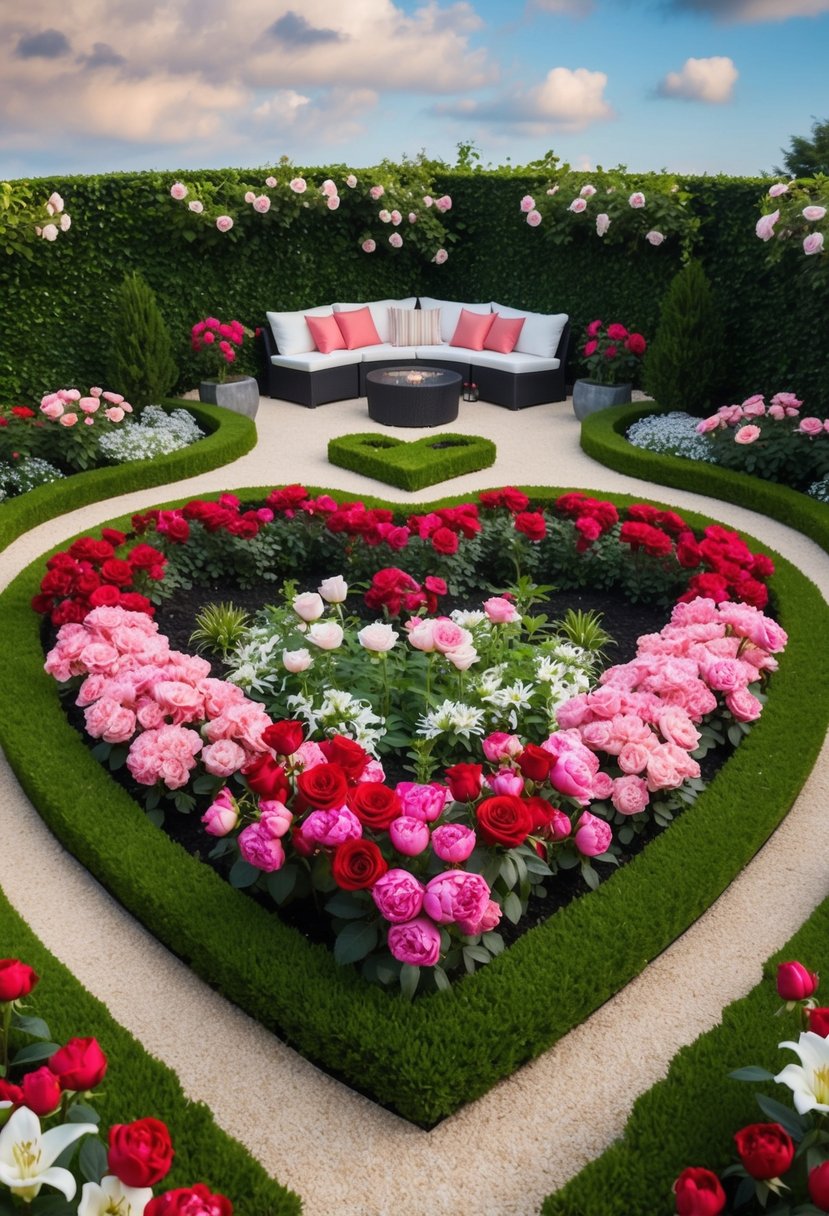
[446,644,478,671]
[283,648,312,673]
[41,224,58,241]
[306,621,344,651]
[293,592,324,622]
[358,622,398,653]
[318,576,348,603]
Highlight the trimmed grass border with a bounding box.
[0,400,256,552]
[0,883,301,1214]
[327,431,496,490]
[1,484,827,1125]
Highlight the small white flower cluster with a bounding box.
[416,700,487,741]
[0,456,65,499]
[627,411,719,463]
[97,406,204,464]
[807,477,829,503]
[286,688,384,752]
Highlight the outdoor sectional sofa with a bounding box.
[260,297,571,410]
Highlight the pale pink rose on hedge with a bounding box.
[47,191,64,213]
[372,869,426,923]
[396,782,447,822]
[431,620,472,654]
[423,869,490,926]
[215,215,234,232]
[574,811,612,857]
[83,697,136,743]
[456,898,502,937]
[378,209,392,223]
[611,775,650,816]
[433,248,449,263]
[239,822,285,872]
[188,200,204,214]
[202,789,238,836]
[289,178,307,193]
[520,194,536,212]
[725,687,763,722]
[768,182,789,197]
[628,191,646,208]
[41,222,60,240]
[327,195,340,210]
[301,808,362,848]
[526,210,542,227]
[59,411,78,426]
[408,212,417,223]
[387,916,441,966]
[358,621,398,653]
[435,195,452,212]
[244,191,256,204]
[546,185,559,195]
[755,209,780,241]
[306,621,344,650]
[389,815,430,857]
[322,179,338,197]
[488,768,524,797]
[580,184,597,198]
[482,731,522,762]
[799,416,824,435]
[595,212,610,236]
[201,738,247,777]
[388,232,403,248]
[361,239,376,253]
[265,176,278,188]
[345,174,358,188]
[390,210,402,225]
[445,643,477,670]
[259,800,293,837]
[568,197,587,213]
[370,184,385,200]
[283,647,313,673]
[803,205,827,221]
[483,596,520,624]
[804,232,825,254]
[734,424,761,444]
[646,230,665,246]
[170,182,188,200]
[431,823,476,863]
[253,195,271,213]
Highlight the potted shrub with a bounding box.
[192,317,259,417]
[572,319,647,420]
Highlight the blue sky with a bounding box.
[1,0,828,181]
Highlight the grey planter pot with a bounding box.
[199,376,260,419]
[572,379,632,421]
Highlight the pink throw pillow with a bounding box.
[449,308,495,351]
[484,313,525,354]
[306,314,346,354]
[334,306,382,350]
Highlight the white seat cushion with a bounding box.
[270,350,361,372]
[332,298,417,343]
[360,343,418,363]
[414,344,475,365]
[490,303,568,359]
[417,298,491,344]
[267,307,334,356]
[470,350,561,373]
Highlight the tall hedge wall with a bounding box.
[2,166,826,409]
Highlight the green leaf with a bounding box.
[228,858,260,888]
[581,861,600,891]
[79,1134,108,1183]
[11,1012,51,1040]
[67,1102,101,1125]
[11,1041,60,1067]
[265,866,297,904]
[729,1066,775,1082]
[146,807,164,828]
[433,965,451,992]
[755,1094,807,1139]
[503,891,522,923]
[325,891,369,920]
[333,920,378,965]
[399,963,420,1000]
[482,931,505,955]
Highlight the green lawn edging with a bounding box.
[327,431,497,490]
[0,400,256,552]
[1,484,826,1126]
[0,883,301,1214]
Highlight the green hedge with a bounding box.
[327,431,496,490]
[0,400,256,552]
[1,483,824,1126]
[0,884,301,1213]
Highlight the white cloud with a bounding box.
[656,56,738,103]
[251,87,378,146]
[529,0,594,14]
[434,66,613,134]
[665,0,829,20]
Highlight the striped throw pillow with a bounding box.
[389,307,441,346]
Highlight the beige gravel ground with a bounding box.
[1,392,828,1216]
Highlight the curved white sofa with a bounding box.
[260,297,571,410]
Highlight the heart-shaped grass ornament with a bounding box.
[328,431,496,489]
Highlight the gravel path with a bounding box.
[1,393,827,1216]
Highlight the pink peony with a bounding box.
[610,775,650,816]
[83,697,136,744]
[456,898,502,937]
[431,823,476,863]
[573,811,612,856]
[488,768,525,797]
[238,822,285,872]
[423,870,490,926]
[388,815,431,857]
[725,687,763,722]
[201,738,247,777]
[259,800,293,838]
[300,808,362,848]
[396,782,446,822]
[202,789,238,836]
[482,731,522,762]
[372,870,426,923]
[387,916,441,966]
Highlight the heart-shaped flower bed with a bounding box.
[327,431,496,490]
[5,484,827,1125]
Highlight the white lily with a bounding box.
[78,1172,154,1215]
[775,1031,829,1115]
[0,1104,96,1201]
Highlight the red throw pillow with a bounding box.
[449,308,496,351]
[305,314,346,353]
[334,307,382,350]
[484,313,525,354]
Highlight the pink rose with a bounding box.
[423,870,490,926]
[59,412,78,427]
[202,789,238,836]
[322,179,338,197]
[803,205,827,221]
[327,195,340,211]
[387,916,441,966]
[628,191,646,208]
[755,209,780,241]
[644,746,683,793]
[201,738,247,777]
[483,597,520,624]
[361,239,376,253]
[734,425,761,444]
[431,823,476,863]
[520,195,536,212]
[657,707,700,751]
[215,215,234,232]
[482,732,522,762]
[388,232,403,248]
[704,657,747,693]
[610,775,650,816]
[345,174,358,188]
[396,782,446,822]
[568,198,587,213]
[306,621,344,650]
[372,869,426,923]
[725,687,763,722]
[488,768,525,797]
[573,811,612,857]
[253,195,271,213]
[388,815,430,856]
[265,176,278,187]
[358,622,398,652]
[289,178,307,193]
[238,822,285,871]
[83,697,136,744]
[800,416,824,436]
[431,620,471,655]
[595,212,610,236]
[432,248,448,264]
[105,407,125,422]
[646,230,664,246]
[170,182,188,200]
[378,209,391,222]
[768,182,789,197]
[580,184,597,198]
[435,195,452,212]
[369,185,384,199]
[526,210,542,227]
[259,800,293,837]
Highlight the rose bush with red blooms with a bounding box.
[673,1166,726,1215]
[145,1183,233,1216]
[331,838,389,890]
[733,1121,794,1180]
[777,960,819,1000]
[0,958,39,1002]
[108,1117,175,1187]
[445,763,483,803]
[319,735,369,781]
[476,795,534,847]
[580,319,648,387]
[48,1036,108,1091]
[514,511,546,542]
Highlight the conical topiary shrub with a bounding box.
[107,271,178,409]
[643,260,724,416]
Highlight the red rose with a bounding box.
[0,1079,22,1105]
[777,960,819,1000]
[734,1122,794,1181]
[144,1183,233,1216]
[808,1007,829,1037]
[501,487,530,513]
[445,763,483,803]
[70,537,114,562]
[514,511,546,541]
[476,795,534,847]
[20,1066,62,1116]
[127,543,166,570]
[297,763,349,810]
[676,531,702,569]
[101,528,127,547]
[261,720,305,757]
[108,1117,175,1188]
[118,593,155,616]
[518,744,553,782]
[751,553,775,579]
[330,839,388,890]
[431,526,459,555]
[88,584,122,608]
[809,1161,829,1211]
[0,958,39,1002]
[673,1166,725,1215]
[100,558,134,586]
[319,735,369,781]
[625,332,647,356]
[48,1037,107,1091]
[243,754,289,801]
[619,520,673,557]
[348,783,401,831]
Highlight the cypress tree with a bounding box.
[107,272,178,409]
[643,260,724,416]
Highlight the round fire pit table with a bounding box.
[366,366,462,428]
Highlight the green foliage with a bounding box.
[776,116,829,178]
[327,431,496,490]
[643,260,724,416]
[190,601,250,658]
[551,607,615,661]
[107,271,178,408]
